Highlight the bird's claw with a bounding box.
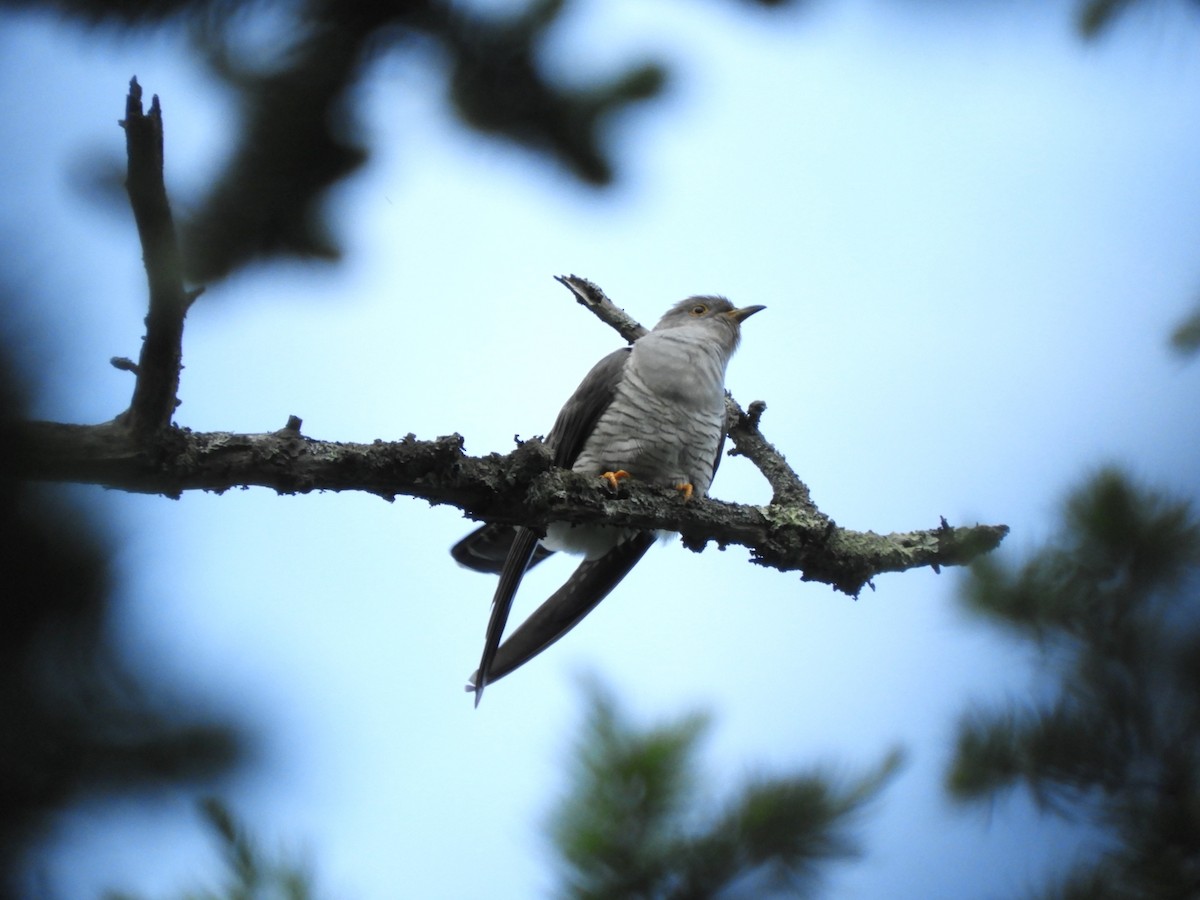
[676,482,694,502]
[601,470,631,491]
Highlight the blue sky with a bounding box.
[4,0,1200,896]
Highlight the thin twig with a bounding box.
[118,77,191,433]
[725,399,818,512]
[554,275,648,343]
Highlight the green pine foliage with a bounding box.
[948,469,1200,898]
[548,683,902,899]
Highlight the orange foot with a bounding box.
[676,482,695,502]
[601,470,631,491]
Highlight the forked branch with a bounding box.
[11,81,1009,597]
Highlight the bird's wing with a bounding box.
[466,531,655,693]
[450,347,631,576]
[451,523,554,575]
[546,346,631,468]
[471,346,632,705]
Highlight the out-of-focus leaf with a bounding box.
[1169,302,1200,359]
[548,680,899,899]
[950,469,1200,896]
[0,282,242,896]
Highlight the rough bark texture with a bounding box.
[13,418,1006,597]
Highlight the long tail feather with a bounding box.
[473,527,541,706]
[466,532,655,693]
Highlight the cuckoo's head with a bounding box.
[652,295,766,354]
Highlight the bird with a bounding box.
[452,296,765,705]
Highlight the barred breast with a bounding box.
[541,322,735,560]
[572,329,728,497]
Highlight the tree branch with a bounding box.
[118,76,196,434]
[9,81,1009,599]
[13,419,1006,597]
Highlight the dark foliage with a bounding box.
[0,289,242,899]
[548,682,901,899]
[948,469,1200,899]
[0,0,794,282]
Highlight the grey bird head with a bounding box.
[649,296,766,355]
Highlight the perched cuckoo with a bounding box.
[452,296,764,705]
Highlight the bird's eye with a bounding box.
[690,304,707,316]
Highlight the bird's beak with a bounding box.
[725,304,766,324]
